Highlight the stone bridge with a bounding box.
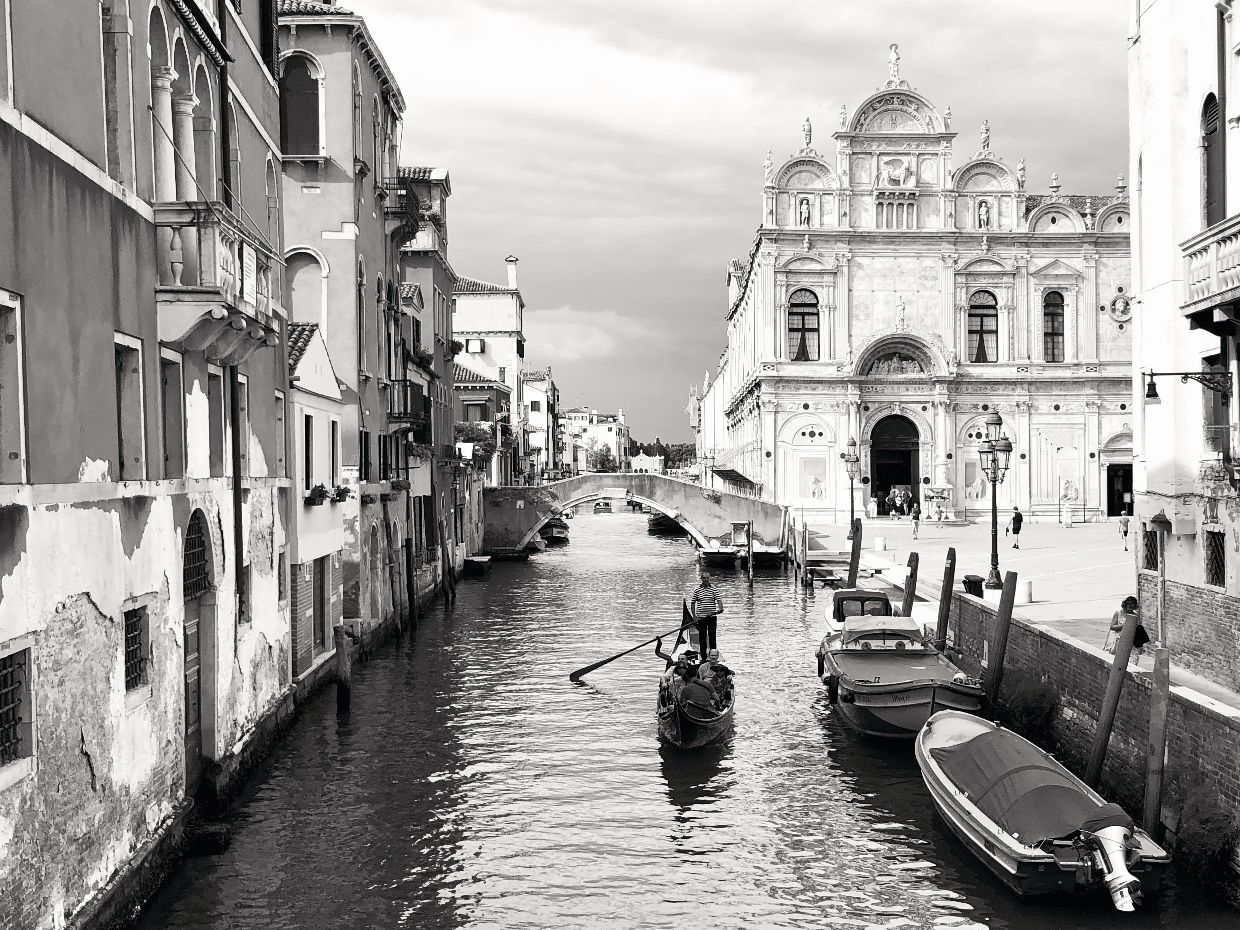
[481,473,787,556]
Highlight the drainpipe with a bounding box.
[229,365,245,613]
[217,0,232,209]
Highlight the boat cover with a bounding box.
[930,728,1106,844]
[842,615,922,644]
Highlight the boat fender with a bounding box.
[840,688,855,704]
[827,674,839,704]
[817,654,825,677]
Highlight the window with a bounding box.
[359,429,372,482]
[466,338,484,354]
[274,391,286,477]
[287,251,324,326]
[530,400,541,412]
[1142,527,1160,571]
[303,414,314,490]
[278,546,288,603]
[1203,354,1230,456]
[465,403,486,422]
[1043,291,1065,363]
[236,374,249,477]
[160,353,184,479]
[0,290,27,483]
[238,562,251,623]
[184,510,212,598]
[123,606,149,691]
[114,336,146,480]
[787,288,820,361]
[330,420,339,486]
[259,0,277,74]
[498,366,507,382]
[379,433,390,480]
[967,290,999,363]
[1206,529,1227,587]
[279,55,321,156]
[1204,94,1225,226]
[208,370,225,477]
[0,646,32,768]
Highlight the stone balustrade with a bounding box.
[1181,212,1240,321]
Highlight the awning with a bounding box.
[711,466,756,488]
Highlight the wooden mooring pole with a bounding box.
[846,519,863,588]
[746,520,754,588]
[801,521,809,588]
[1085,609,1140,788]
[1143,646,1171,836]
[900,552,919,618]
[983,571,1018,705]
[334,624,352,713]
[933,547,957,651]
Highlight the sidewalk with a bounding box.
[809,516,1240,713]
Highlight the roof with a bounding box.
[453,363,510,390]
[278,0,353,13]
[288,322,317,371]
[1024,194,1126,217]
[523,369,550,383]
[454,276,515,295]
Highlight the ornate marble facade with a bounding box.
[696,48,1134,521]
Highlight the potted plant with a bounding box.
[360,491,378,505]
[305,483,330,506]
[390,478,411,492]
[331,485,352,503]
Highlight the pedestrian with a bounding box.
[886,489,897,519]
[1007,505,1023,549]
[910,502,921,539]
[690,571,724,655]
[1118,510,1131,551]
[1105,595,1151,664]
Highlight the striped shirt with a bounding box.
[691,585,723,618]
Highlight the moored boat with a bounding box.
[916,710,1170,910]
[816,588,983,738]
[593,499,612,513]
[656,604,735,749]
[646,512,688,536]
[539,516,571,545]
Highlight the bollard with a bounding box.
[901,552,919,618]
[1143,647,1171,838]
[334,625,352,713]
[933,547,956,652]
[1015,578,1033,606]
[847,519,863,587]
[873,536,887,552]
[747,520,754,588]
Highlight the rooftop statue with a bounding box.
[888,43,900,82]
[763,149,773,180]
[980,119,990,151]
[802,115,813,149]
[839,104,848,129]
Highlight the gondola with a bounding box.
[916,710,1170,911]
[816,588,983,738]
[656,602,735,749]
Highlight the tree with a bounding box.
[586,438,617,472]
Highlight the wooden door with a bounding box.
[312,557,327,652]
[184,597,202,791]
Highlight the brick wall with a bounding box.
[1138,571,1240,692]
[290,562,314,677]
[949,592,1240,836]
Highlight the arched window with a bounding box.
[787,289,820,361]
[967,290,998,364]
[1043,291,1065,363]
[279,55,320,156]
[1204,94,1224,227]
[352,63,363,158]
[287,251,324,326]
[183,510,212,598]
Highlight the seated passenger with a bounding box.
[678,665,717,712]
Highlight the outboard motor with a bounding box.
[1081,804,1141,911]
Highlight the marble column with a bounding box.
[837,254,851,366]
[1083,254,1099,362]
[151,66,178,202]
[172,95,199,201]
[1014,254,1030,360]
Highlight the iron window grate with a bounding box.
[123,608,147,691]
[0,650,28,766]
[1205,530,1226,587]
[184,512,211,598]
[1142,528,1159,571]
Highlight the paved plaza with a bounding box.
[811,516,1240,712]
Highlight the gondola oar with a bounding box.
[569,600,696,682]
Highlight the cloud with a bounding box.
[523,306,664,363]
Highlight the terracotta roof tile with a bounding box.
[454,276,513,295]
[278,0,353,15]
[288,322,317,371]
[453,363,509,389]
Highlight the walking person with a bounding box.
[910,501,921,540]
[1007,505,1023,549]
[1105,596,1151,665]
[1118,510,1131,551]
[690,571,724,655]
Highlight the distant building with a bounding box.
[453,363,516,486]
[580,409,632,472]
[1129,1,1240,690]
[632,453,665,475]
[523,368,563,479]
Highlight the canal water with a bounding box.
[137,510,1236,930]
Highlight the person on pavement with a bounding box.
[910,502,921,539]
[1118,511,1131,551]
[1007,506,1023,549]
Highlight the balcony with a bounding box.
[154,202,281,363]
[380,176,421,241]
[1181,213,1240,334]
[388,380,432,443]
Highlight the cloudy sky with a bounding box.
[361,0,1129,441]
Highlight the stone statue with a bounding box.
[1061,480,1079,502]
[1017,157,1026,187]
[802,115,812,149]
[888,43,900,82]
[763,149,773,179]
[798,198,811,226]
[978,200,991,229]
[802,233,811,251]
[944,105,952,130]
[839,104,848,129]
[895,295,906,329]
[980,119,991,151]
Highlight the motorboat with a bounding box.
[539,516,570,545]
[656,603,735,749]
[647,512,688,536]
[593,500,612,513]
[816,588,983,737]
[916,710,1170,910]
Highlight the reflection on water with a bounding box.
[136,511,1233,929]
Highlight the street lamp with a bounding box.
[842,437,860,538]
[978,411,1013,590]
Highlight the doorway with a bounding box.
[182,509,213,795]
[870,415,920,515]
[312,556,328,652]
[1106,463,1133,516]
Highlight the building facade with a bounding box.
[1129,1,1240,691]
[522,367,562,480]
[696,47,1133,523]
[632,453,665,475]
[454,363,517,486]
[0,0,291,923]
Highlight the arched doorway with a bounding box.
[1102,430,1133,516]
[182,509,213,793]
[870,415,919,514]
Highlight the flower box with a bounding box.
[305,484,330,506]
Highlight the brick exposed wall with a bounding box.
[1138,572,1240,692]
[290,555,344,678]
[949,593,1240,834]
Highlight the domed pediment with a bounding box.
[954,159,1016,192]
[774,157,835,190]
[848,89,945,135]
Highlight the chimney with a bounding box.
[618,408,625,423]
[505,254,519,289]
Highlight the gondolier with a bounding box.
[690,571,724,655]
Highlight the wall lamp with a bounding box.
[1144,370,1233,405]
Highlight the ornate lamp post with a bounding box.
[842,437,860,538]
[978,411,1013,590]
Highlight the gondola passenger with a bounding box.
[678,664,717,713]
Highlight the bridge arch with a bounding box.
[516,489,710,550]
